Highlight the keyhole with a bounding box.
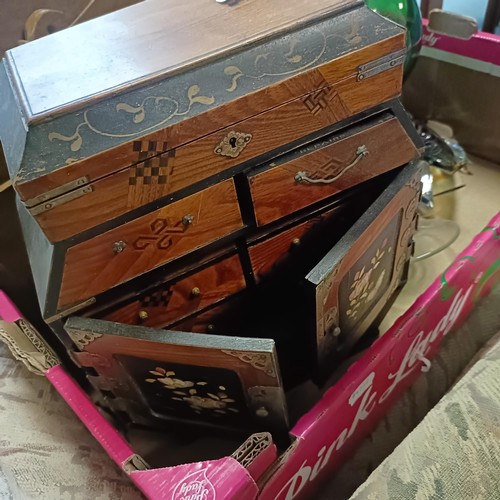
[229,137,237,148]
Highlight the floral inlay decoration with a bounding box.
[346,239,392,321]
[146,366,239,416]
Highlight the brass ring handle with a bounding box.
[294,145,369,185]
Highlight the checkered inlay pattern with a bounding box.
[132,140,168,161]
[141,288,173,308]
[127,140,176,208]
[129,150,176,186]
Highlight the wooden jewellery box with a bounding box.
[0,0,422,439]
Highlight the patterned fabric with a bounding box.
[347,290,500,499]
[321,285,500,499]
[0,291,498,499]
[0,343,141,499]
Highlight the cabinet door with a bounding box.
[305,162,421,381]
[64,316,288,436]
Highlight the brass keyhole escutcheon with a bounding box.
[214,131,252,158]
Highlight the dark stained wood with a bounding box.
[306,163,422,381]
[64,315,288,432]
[16,32,405,204]
[58,179,243,309]
[249,116,418,226]
[249,219,325,282]
[172,301,237,335]
[100,255,245,329]
[35,63,405,242]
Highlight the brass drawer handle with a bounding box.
[294,145,369,185]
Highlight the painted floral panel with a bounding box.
[338,211,401,333]
[117,355,251,425]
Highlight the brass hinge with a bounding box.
[122,454,150,474]
[357,48,407,81]
[26,176,93,215]
[45,297,96,324]
[0,318,59,375]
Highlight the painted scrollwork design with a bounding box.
[48,85,215,152]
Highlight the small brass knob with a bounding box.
[112,240,126,254]
[138,310,149,320]
[182,214,194,226]
[255,406,269,418]
[207,324,215,333]
[291,237,301,247]
[190,287,201,298]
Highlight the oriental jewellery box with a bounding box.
[0,0,423,440]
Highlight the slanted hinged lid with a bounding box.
[0,0,406,226]
[7,0,361,120]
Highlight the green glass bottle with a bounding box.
[365,0,422,75]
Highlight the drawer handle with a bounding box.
[132,215,194,251]
[294,145,369,185]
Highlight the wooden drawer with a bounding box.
[171,300,236,334]
[33,66,405,242]
[248,210,339,283]
[99,255,245,329]
[248,113,418,226]
[58,179,243,309]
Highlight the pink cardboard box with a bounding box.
[404,21,500,164]
[1,212,499,499]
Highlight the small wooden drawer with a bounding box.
[31,71,406,242]
[246,174,393,284]
[171,300,236,334]
[58,179,243,309]
[249,212,336,283]
[99,255,246,329]
[248,113,418,226]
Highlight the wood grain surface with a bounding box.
[171,300,236,335]
[100,255,245,329]
[17,32,405,206]
[8,0,358,118]
[58,179,243,309]
[249,220,324,282]
[35,64,404,242]
[65,317,279,388]
[249,116,418,226]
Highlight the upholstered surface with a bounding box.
[319,284,500,499]
[350,327,500,500]
[0,343,141,499]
